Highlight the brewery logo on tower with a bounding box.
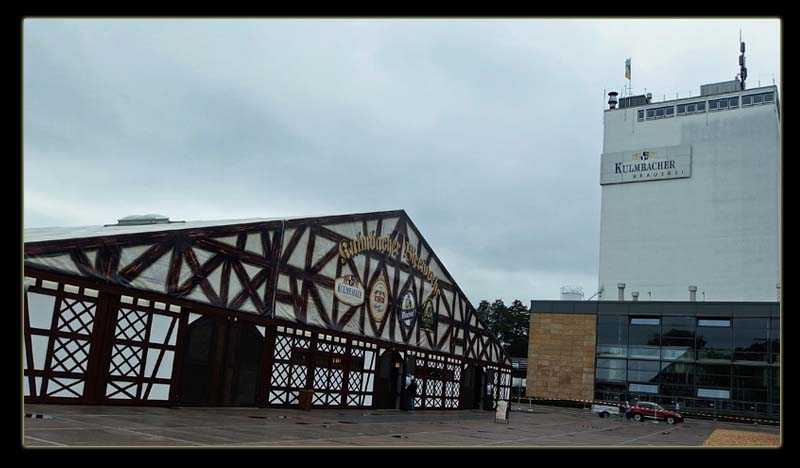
[399,290,417,324]
[334,274,365,306]
[369,274,389,324]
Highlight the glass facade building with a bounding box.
[531,301,779,420]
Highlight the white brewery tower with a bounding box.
[598,43,780,301]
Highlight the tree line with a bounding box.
[475,299,530,358]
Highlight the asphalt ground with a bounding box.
[22,403,780,447]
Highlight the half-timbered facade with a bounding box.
[24,210,512,410]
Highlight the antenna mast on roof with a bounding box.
[737,30,748,90]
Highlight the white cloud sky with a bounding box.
[23,18,781,304]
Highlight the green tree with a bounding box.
[476,299,529,358]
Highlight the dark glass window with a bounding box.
[661,317,695,361]
[595,382,627,403]
[596,358,626,382]
[686,104,696,113]
[733,318,768,362]
[733,365,768,402]
[709,100,719,110]
[697,321,732,360]
[666,107,674,116]
[677,104,686,114]
[660,361,694,385]
[597,315,628,358]
[729,97,739,108]
[696,101,706,111]
[627,360,660,383]
[655,108,665,117]
[764,92,774,102]
[597,358,627,370]
[769,318,780,363]
[629,318,660,359]
[742,95,752,105]
[753,94,763,104]
[638,109,645,120]
[660,384,694,398]
[695,364,731,388]
[719,99,729,109]
[647,109,655,118]
[770,366,779,406]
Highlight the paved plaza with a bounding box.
[23,403,780,447]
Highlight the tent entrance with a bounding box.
[178,316,263,406]
[374,350,404,409]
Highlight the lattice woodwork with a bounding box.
[104,295,180,402]
[23,278,97,401]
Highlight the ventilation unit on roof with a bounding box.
[619,95,649,109]
[105,214,185,227]
[700,79,741,97]
[607,91,619,109]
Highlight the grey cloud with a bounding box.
[23,18,780,302]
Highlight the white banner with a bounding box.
[601,144,692,185]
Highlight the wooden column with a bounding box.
[84,291,120,403]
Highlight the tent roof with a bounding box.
[24,218,281,244]
[23,210,405,244]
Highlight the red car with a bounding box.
[627,402,684,424]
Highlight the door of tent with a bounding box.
[401,354,417,409]
[218,320,264,406]
[374,350,404,409]
[177,315,219,405]
[178,315,263,406]
[460,364,484,410]
[482,368,496,410]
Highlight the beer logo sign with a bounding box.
[369,275,389,324]
[419,296,436,331]
[633,150,656,161]
[334,274,365,306]
[399,290,417,324]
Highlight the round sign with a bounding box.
[369,275,389,324]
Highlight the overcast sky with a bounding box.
[23,18,781,304]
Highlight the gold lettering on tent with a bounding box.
[338,231,441,298]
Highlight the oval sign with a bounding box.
[334,274,365,306]
[399,290,417,324]
[419,297,436,331]
[369,275,389,324]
